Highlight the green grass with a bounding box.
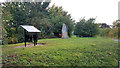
[2,36,119,66]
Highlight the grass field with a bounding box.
[2,36,119,66]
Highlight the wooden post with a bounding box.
[33,34,35,46]
[24,30,26,47]
[36,33,37,45]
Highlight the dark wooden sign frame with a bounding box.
[21,25,40,47]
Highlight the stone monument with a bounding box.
[62,23,69,39]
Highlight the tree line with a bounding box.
[2,2,75,44]
[98,20,120,39]
[2,2,118,45]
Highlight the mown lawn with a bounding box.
[2,36,119,66]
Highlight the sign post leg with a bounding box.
[33,34,35,46]
[36,33,37,45]
[24,30,26,47]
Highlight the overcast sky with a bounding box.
[0,0,119,25]
[49,0,119,25]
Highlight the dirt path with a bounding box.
[15,43,46,48]
[112,39,120,42]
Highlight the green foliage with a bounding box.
[17,26,25,43]
[113,20,120,28]
[99,28,111,37]
[2,2,51,44]
[2,37,118,66]
[49,5,74,37]
[2,2,74,44]
[98,27,119,39]
[74,18,99,37]
[97,20,120,39]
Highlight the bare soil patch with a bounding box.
[15,43,46,48]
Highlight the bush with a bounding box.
[99,28,111,37]
[5,37,16,44]
[74,18,99,37]
[98,28,118,39]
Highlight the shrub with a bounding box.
[98,28,118,39]
[99,28,111,37]
[74,18,99,37]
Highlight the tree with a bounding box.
[113,20,120,28]
[49,5,74,37]
[112,20,120,39]
[74,18,99,37]
[24,2,52,39]
[2,2,51,43]
[2,2,74,44]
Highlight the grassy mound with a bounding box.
[2,36,118,66]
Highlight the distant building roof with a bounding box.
[20,25,41,33]
[99,23,110,28]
